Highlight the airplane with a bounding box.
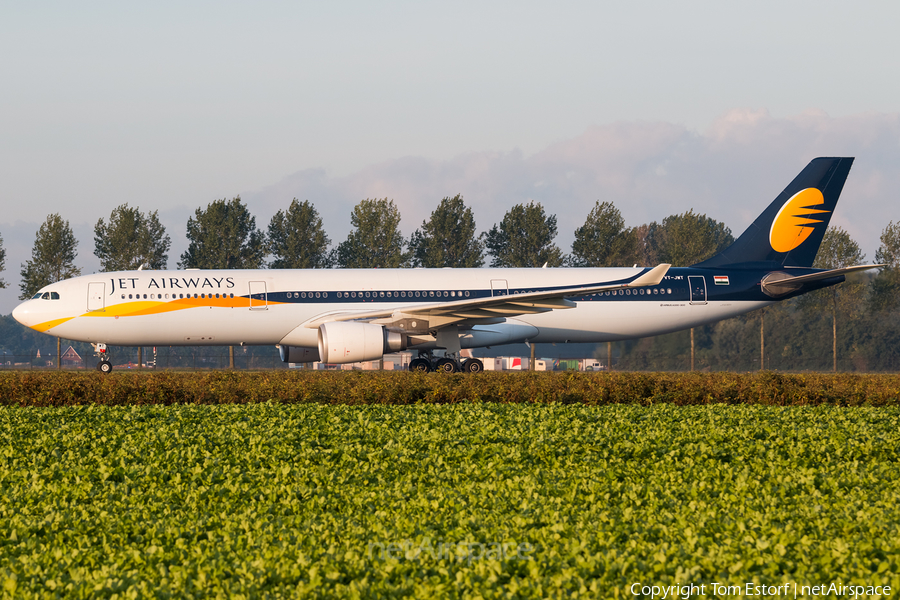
[12,157,879,374]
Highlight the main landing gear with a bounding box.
[408,351,484,373]
[92,343,113,373]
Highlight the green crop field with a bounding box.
[1,403,898,598]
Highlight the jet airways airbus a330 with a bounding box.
[13,157,877,373]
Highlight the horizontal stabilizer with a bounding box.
[761,264,881,297]
[772,264,882,286]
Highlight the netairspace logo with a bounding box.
[367,539,534,565]
[629,581,891,599]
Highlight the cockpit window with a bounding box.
[32,293,43,299]
[41,292,50,300]
[50,292,60,300]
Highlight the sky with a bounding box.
[2,1,899,315]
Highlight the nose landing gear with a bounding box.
[92,343,113,373]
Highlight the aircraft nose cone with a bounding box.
[12,301,32,327]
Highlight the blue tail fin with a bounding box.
[693,157,854,268]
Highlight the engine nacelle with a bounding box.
[317,321,407,364]
[278,345,320,363]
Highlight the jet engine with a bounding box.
[317,321,407,364]
[278,345,320,363]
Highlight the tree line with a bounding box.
[5,195,751,298]
[1,195,898,371]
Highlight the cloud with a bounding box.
[245,109,900,258]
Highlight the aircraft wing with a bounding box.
[302,264,671,331]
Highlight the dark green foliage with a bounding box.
[179,197,266,269]
[0,314,96,366]
[268,199,332,269]
[336,198,406,268]
[94,203,171,271]
[485,202,565,267]
[19,214,81,300]
[801,227,867,372]
[614,294,900,372]
[407,195,484,268]
[812,226,867,271]
[644,209,733,266]
[570,201,638,267]
[870,221,900,312]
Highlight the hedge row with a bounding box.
[1,370,899,406]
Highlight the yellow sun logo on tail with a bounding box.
[769,188,830,253]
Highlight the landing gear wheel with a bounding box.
[409,358,432,372]
[97,360,113,374]
[462,358,484,373]
[436,358,458,373]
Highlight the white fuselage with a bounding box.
[13,268,770,351]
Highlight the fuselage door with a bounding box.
[689,276,707,305]
[88,282,105,312]
[249,281,267,310]
[490,279,509,297]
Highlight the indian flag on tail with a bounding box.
[714,275,729,285]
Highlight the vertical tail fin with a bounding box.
[693,157,854,268]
